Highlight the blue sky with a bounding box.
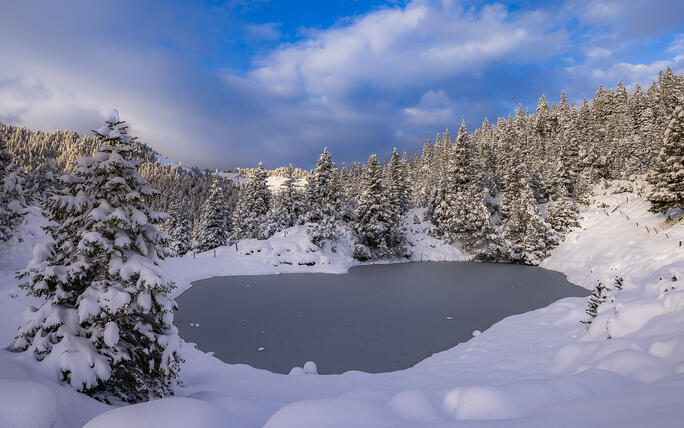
[1,0,683,169]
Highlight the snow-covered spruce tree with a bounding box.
[269,164,305,232]
[648,104,684,214]
[500,164,558,265]
[581,280,609,325]
[306,148,342,247]
[0,137,27,241]
[165,197,193,256]
[448,184,503,259]
[232,162,271,239]
[385,148,410,224]
[12,111,181,403]
[546,182,580,234]
[352,154,404,260]
[196,172,230,251]
[430,174,453,240]
[26,157,61,205]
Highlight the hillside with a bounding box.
[1,181,683,427]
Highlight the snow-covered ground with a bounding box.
[220,171,307,193]
[1,183,684,428]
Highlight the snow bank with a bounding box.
[0,379,57,428]
[162,225,357,297]
[542,181,684,383]
[263,398,400,428]
[163,215,466,297]
[83,397,250,428]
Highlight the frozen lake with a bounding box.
[175,261,588,374]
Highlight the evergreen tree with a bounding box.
[415,140,434,207]
[196,172,230,251]
[450,120,477,192]
[231,162,271,239]
[12,111,181,403]
[546,181,580,234]
[500,165,558,265]
[0,138,27,241]
[447,184,502,258]
[306,148,342,246]
[166,197,193,256]
[352,154,404,260]
[25,157,61,205]
[581,280,609,324]
[385,148,410,222]
[648,105,684,213]
[269,164,305,231]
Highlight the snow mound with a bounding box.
[388,389,443,423]
[0,379,57,428]
[83,397,249,428]
[443,385,520,420]
[263,398,399,428]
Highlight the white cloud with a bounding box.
[403,90,459,125]
[586,47,612,60]
[249,1,567,99]
[568,55,684,93]
[667,34,684,53]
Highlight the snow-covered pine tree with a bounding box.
[385,148,410,223]
[450,120,477,192]
[26,157,61,205]
[414,140,433,207]
[231,162,271,239]
[306,148,342,247]
[432,121,489,245]
[500,163,558,265]
[12,111,181,403]
[546,179,580,234]
[352,154,404,260]
[0,137,27,241]
[430,173,453,240]
[581,280,609,324]
[448,183,503,258]
[269,164,305,231]
[196,172,230,251]
[648,104,684,214]
[166,197,193,256]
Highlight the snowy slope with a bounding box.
[1,182,684,427]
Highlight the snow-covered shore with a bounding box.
[1,183,683,428]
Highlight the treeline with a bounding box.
[2,67,683,264]
[189,67,684,263]
[0,122,237,227]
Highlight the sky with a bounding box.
[1,0,683,169]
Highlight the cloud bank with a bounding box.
[1,0,683,168]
